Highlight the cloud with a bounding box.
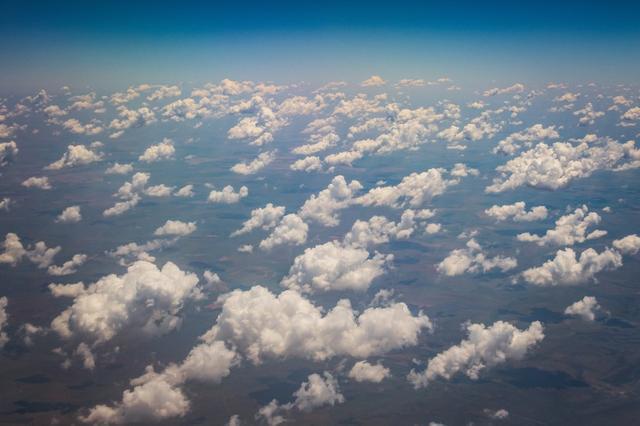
[517,205,606,246]
[230,151,275,175]
[174,185,194,197]
[0,233,60,268]
[207,185,248,203]
[231,203,285,236]
[485,409,510,420]
[483,83,525,97]
[408,321,544,388]
[51,260,202,345]
[485,202,548,222]
[106,163,134,175]
[56,206,82,223]
[0,141,18,167]
[147,85,181,101]
[612,234,640,255]
[0,198,11,211]
[564,296,600,321]
[154,220,197,237]
[348,361,391,383]
[361,75,386,87]
[486,139,640,193]
[437,239,517,276]
[522,247,622,286]
[21,176,52,190]
[0,297,8,348]
[290,156,323,173]
[493,124,559,155]
[109,106,156,137]
[46,144,104,170]
[138,139,175,163]
[48,253,87,276]
[574,103,604,125]
[259,214,308,250]
[61,118,103,135]
[299,176,363,226]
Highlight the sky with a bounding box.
[1,0,640,91]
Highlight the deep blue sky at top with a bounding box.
[1,0,639,91]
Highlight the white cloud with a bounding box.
[21,176,52,190]
[154,220,197,237]
[231,203,285,236]
[62,118,104,135]
[564,296,600,321]
[299,176,363,226]
[361,75,386,87]
[486,409,510,420]
[290,156,323,172]
[483,83,525,97]
[174,185,194,197]
[485,202,548,222]
[109,106,156,137]
[348,361,391,383]
[450,163,479,177]
[230,151,275,175]
[207,185,248,203]
[0,198,11,211]
[437,239,517,276]
[517,205,606,246]
[0,297,8,348]
[48,253,87,276]
[574,103,604,125]
[408,321,544,388]
[0,233,60,268]
[259,214,308,250]
[493,124,559,155]
[147,85,181,101]
[56,206,82,223]
[522,247,622,286]
[139,139,175,163]
[0,141,18,167]
[46,144,103,170]
[612,234,640,255]
[106,163,134,175]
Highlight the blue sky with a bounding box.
[1,0,639,91]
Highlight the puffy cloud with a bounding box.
[486,140,640,193]
[437,239,517,276]
[0,297,8,348]
[230,151,275,175]
[612,234,640,255]
[299,176,363,226]
[106,163,134,175]
[522,247,622,286]
[153,220,196,237]
[517,205,606,246]
[0,233,60,268]
[408,321,544,388]
[396,78,426,88]
[622,106,640,122]
[49,282,86,298]
[48,253,87,276]
[56,206,82,223]
[205,285,432,364]
[46,144,103,170]
[574,103,604,125]
[108,238,178,265]
[174,184,194,197]
[358,168,458,208]
[555,92,579,103]
[207,185,248,203]
[147,85,181,101]
[259,214,308,250]
[51,261,202,344]
[450,163,479,177]
[486,409,510,420]
[348,361,391,383]
[343,210,422,248]
[0,198,11,211]
[361,75,386,87]
[281,241,392,293]
[483,83,525,97]
[485,202,547,222]
[109,106,156,137]
[564,296,600,321]
[0,141,18,167]
[21,176,52,190]
[292,133,339,156]
[144,184,174,197]
[290,156,323,172]
[103,195,140,217]
[493,124,559,155]
[75,342,96,370]
[61,118,104,135]
[138,139,175,163]
[231,203,285,236]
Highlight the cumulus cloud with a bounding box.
[56,206,82,223]
[21,176,52,190]
[51,261,202,345]
[483,83,525,97]
[0,297,8,348]
[522,247,622,286]
[48,253,87,276]
[207,185,248,203]
[437,239,517,276]
[299,175,363,226]
[486,139,640,193]
[154,220,197,237]
[61,118,104,135]
[290,155,323,172]
[174,185,194,197]
[574,103,604,125]
[485,202,548,222]
[259,214,308,250]
[612,234,640,255]
[564,296,600,321]
[0,141,18,167]
[361,75,386,87]
[231,203,285,236]
[109,106,156,137]
[517,205,606,246]
[0,233,60,268]
[0,198,11,211]
[138,139,175,163]
[408,321,544,388]
[46,144,103,170]
[493,124,559,155]
[230,151,275,175]
[348,361,391,383]
[106,163,134,175]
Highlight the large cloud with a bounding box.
[408,321,544,388]
[46,144,103,170]
[517,205,606,246]
[564,296,600,321]
[299,175,363,226]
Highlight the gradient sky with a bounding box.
[1,0,639,91]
